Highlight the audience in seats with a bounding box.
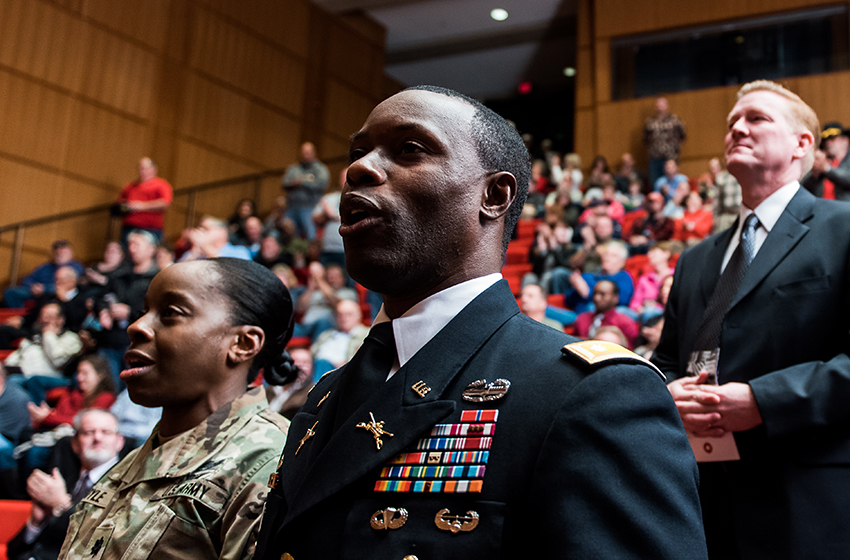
[227,198,258,245]
[268,347,315,420]
[179,216,252,261]
[556,241,635,314]
[568,214,616,273]
[644,97,686,188]
[0,363,32,477]
[627,192,675,254]
[630,241,677,319]
[313,169,346,268]
[525,216,577,293]
[3,240,84,309]
[27,355,116,431]
[662,180,690,219]
[706,157,742,233]
[294,262,358,340]
[801,121,850,200]
[311,299,369,380]
[593,325,629,347]
[614,153,644,194]
[80,242,125,300]
[575,280,639,348]
[6,409,124,560]
[654,158,689,203]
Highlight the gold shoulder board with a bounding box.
[561,340,666,381]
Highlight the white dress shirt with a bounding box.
[372,273,502,379]
[721,181,799,273]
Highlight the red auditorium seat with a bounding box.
[0,500,32,560]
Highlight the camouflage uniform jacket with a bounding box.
[58,387,289,560]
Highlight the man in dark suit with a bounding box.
[654,80,850,559]
[7,409,123,560]
[255,85,707,559]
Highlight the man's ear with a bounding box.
[227,325,265,365]
[481,171,517,221]
[794,130,815,159]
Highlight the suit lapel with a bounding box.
[279,280,520,526]
[700,227,735,305]
[730,188,814,310]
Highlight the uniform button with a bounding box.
[403,556,418,560]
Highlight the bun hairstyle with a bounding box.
[207,258,298,386]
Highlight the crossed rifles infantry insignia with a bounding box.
[357,412,393,450]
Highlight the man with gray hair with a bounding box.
[7,409,124,560]
[655,80,850,558]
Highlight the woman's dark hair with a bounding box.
[207,258,297,385]
[79,354,116,406]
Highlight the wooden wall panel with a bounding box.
[326,21,385,100]
[203,0,310,59]
[79,25,159,120]
[0,160,65,223]
[245,104,302,170]
[595,0,830,39]
[64,100,149,186]
[82,0,170,51]
[322,80,375,143]
[0,71,73,169]
[0,0,86,93]
[173,140,259,188]
[181,74,252,159]
[189,8,306,114]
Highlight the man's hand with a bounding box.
[668,372,763,436]
[27,468,70,512]
[110,302,131,321]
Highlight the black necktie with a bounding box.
[692,213,760,351]
[71,471,92,504]
[334,321,396,431]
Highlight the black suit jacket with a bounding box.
[654,187,850,559]
[256,280,707,559]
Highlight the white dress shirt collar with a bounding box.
[721,181,799,271]
[372,273,502,376]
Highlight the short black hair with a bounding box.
[404,85,531,252]
[207,258,297,385]
[595,279,619,297]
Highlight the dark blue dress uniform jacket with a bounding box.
[256,280,707,559]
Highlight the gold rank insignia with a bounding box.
[562,340,665,380]
[295,421,318,455]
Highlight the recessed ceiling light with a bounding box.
[491,8,508,21]
[563,67,576,77]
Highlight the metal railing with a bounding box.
[1,156,348,286]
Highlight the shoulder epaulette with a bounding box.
[307,366,341,395]
[561,340,666,381]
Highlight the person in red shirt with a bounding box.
[116,157,173,245]
[575,280,639,348]
[674,190,713,245]
[28,355,116,430]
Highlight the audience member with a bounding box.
[105,230,159,322]
[80,242,125,298]
[519,284,566,330]
[628,192,675,253]
[654,158,689,202]
[282,142,329,240]
[5,303,81,402]
[662,180,690,219]
[579,179,625,225]
[567,214,616,273]
[227,198,258,243]
[311,299,369,379]
[180,216,252,261]
[294,262,358,340]
[255,235,293,269]
[630,241,676,317]
[115,157,172,244]
[645,97,686,187]
[574,280,639,348]
[267,347,314,420]
[619,177,646,211]
[3,240,84,309]
[674,190,714,245]
[585,155,610,191]
[28,355,116,430]
[560,241,635,313]
[271,263,305,303]
[155,243,174,270]
[614,152,644,194]
[801,121,850,200]
[235,216,264,258]
[313,169,345,267]
[594,325,629,347]
[525,218,577,292]
[0,363,32,475]
[707,157,742,233]
[7,409,123,560]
